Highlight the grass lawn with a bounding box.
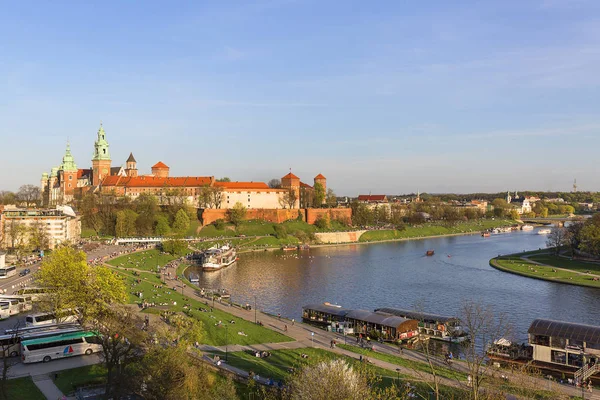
[54,364,107,395]
[337,344,467,381]
[186,218,202,236]
[491,257,600,288]
[115,269,292,346]
[197,224,237,238]
[360,219,515,242]
[220,348,465,398]
[107,249,180,272]
[529,254,600,275]
[6,377,46,400]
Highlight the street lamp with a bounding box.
[225,324,229,361]
[395,368,400,387]
[254,295,257,324]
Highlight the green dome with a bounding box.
[61,142,78,172]
[92,123,111,161]
[50,167,59,177]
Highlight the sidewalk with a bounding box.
[32,373,74,400]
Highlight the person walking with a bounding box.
[588,380,593,393]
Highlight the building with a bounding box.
[357,195,388,204]
[41,124,328,211]
[1,206,81,250]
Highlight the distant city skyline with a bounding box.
[1,1,599,195]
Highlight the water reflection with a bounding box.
[186,229,600,341]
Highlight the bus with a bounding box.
[13,287,52,302]
[0,266,16,279]
[0,325,83,358]
[25,310,79,327]
[21,331,102,363]
[0,304,10,320]
[0,300,21,316]
[0,295,33,312]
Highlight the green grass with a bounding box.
[6,377,46,400]
[337,344,468,381]
[360,219,515,242]
[220,348,465,397]
[490,256,600,288]
[115,268,293,346]
[529,254,600,275]
[186,218,201,237]
[107,249,179,272]
[197,224,237,237]
[54,364,107,395]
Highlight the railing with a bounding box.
[574,362,600,381]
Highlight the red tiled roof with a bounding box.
[300,182,313,189]
[282,172,300,180]
[358,195,387,202]
[215,182,270,189]
[314,173,326,179]
[102,175,212,188]
[151,161,169,169]
[77,169,91,179]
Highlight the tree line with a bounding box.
[78,192,194,238]
[547,214,600,258]
[0,185,41,207]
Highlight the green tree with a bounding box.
[172,209,191,236]
[580,214,600,257]
[314,213,331,230]
[79,192,104,234]
[510,209,520,221]
[325,188,337,207]
[228,202,247,227]
[155,214,171,236]
[273,224,288,239]
[279,188,298,209]
[313,182,326,206]
[162,239,188,256]
[133,194,159,236]
[216,177,231,182]
[115,209,138,237]
[28,222,50,251]
[0,191,16,205]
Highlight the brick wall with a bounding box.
[306,208,352,225]
[201,208,302,226]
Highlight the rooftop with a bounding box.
[152,161,169,169]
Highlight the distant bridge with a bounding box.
[521,216,588,227]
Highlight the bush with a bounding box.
[314,214,331,230]
[213,219,226,230]
[273,224,288,239]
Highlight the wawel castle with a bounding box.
[41,124,327,211]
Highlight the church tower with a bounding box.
[125,153,138,177]
[92,123,112,186]
[60,141,78,197]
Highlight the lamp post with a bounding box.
[395,368,400,387]
[225,324,229,361]
[254,295,257,324]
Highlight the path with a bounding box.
[522,253,600,278]
[32,373,74,400]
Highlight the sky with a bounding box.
[1,0,599,196]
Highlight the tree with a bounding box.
[162,239,188,256]
[546,226,570,254]
[79,192,104,234]
[0,322,21,400]
[216,177,231,182]
[36,246,127,324]
[313,182,326,206]
[286,359,373,400]
[268,179,281,189]
[115,209,138,237]
[16,185,40,207]
[279,189,298,209]
[198,185,223,209]
[460,300,512,400]
[134,194,159,236]
[3,220,30,260]
[155,214,171,236]
[273,224,288,239]
[172,209,191,236]
[325,188,337,207]
[29,221,50,251]
[509,209,520,221]
[314,213,331,230]
[227,202,247,227]
[0,191,16,206]
[579,214,600,258]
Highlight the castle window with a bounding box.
[69,175,72,180]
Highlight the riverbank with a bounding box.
[490,250,600,289]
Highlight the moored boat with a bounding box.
[426,250,435,256]
[537,229,551,235]
[482,232,491,237]
[188,273,200,283]
[281,245,297,251]
[202,245,237,271]
[521,225,534,231]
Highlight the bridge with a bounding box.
[520,216,587,227]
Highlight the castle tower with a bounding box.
[40,172,49,206]
[92,123,112,186]
[151,161,169,178]
[60,142,78,196]
[281,171,300,208]
[314,173,327,204]
[125,153,138,177]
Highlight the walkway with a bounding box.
[32,373,74,400]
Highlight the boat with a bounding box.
[537,229,552,235]
[188,273,200,283]
[426,250,435,256]
[482,232,490,237]
[202,245,237,271]
[281,246,297,251]
[521,225,534,231]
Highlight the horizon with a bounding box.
[1,1,599,195]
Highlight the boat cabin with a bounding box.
[375,308,467,342]
[302,303,349,326]
[345,310,418,341]
[528,319,600,369]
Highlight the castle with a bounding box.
[41,124,327,211]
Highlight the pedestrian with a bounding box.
[589,380,593,393]
[291,318,295,326]
[284,324,288,332]
[278,313,281,320]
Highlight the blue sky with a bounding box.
[1,0,599,195]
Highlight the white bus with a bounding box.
[0,326,83,358]
[13,288,52,302]
[0,266,16,279]
[25,310,79,327]
[0,295,33,312]
[0,300,21,316]
[21,331,102,363]
[0,304,10,320]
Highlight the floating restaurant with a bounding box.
[375,308,468,342]
[344,310,418,341]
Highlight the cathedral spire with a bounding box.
[61,141,78,171]
[92,123,111,161]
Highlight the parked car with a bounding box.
[19,269,31,277]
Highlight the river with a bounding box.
[186,228,600,341]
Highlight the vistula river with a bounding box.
[186,228,600,342]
